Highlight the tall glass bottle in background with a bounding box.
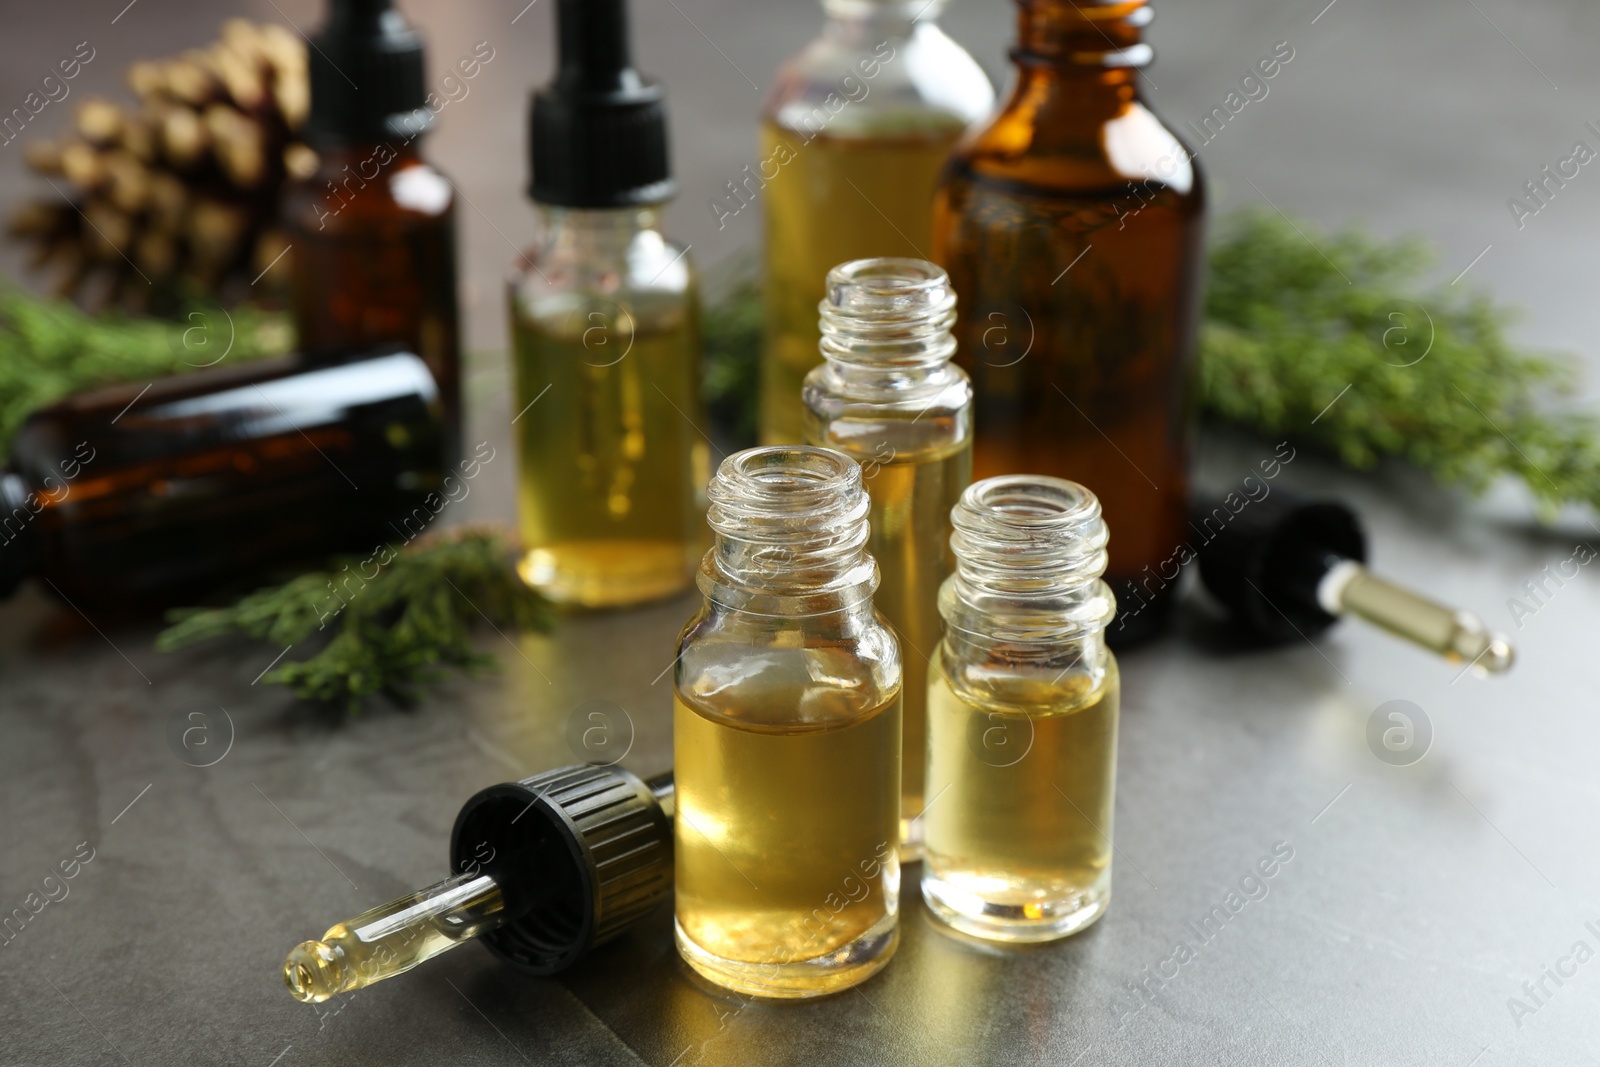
[758,0,993,445]
[802,258,970,857]
[933,0,1205,642]
[281,0,461,457]
[509,0,706,607]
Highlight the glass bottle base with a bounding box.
[673,914,899,999]
[518,541,693,608]
[921,868,1110,944]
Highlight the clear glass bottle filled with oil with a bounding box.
[802,258,971,857]
[757,0,994,445]
[674,446,902,997]
[509,0,707,607]
[923,475,1120,942]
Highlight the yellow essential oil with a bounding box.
[803,257,973,856]
[760,123,966,445]
[512,294,707,606]
[860,444,968,848]
[673,688,901,996]
[923,657,1119,940]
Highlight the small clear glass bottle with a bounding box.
[757,0,994,445]
[802,258,971,857]
[922,475,1120,942]
[674,446,902,998]
[509,0,707,607]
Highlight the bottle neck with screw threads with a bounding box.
[700,445,879,617]
[804,258,971,456]
[940,475,1116,678]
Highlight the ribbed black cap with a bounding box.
[530,0,675,207]
[450,764,673,976]
[305,0,432,144]
[1190,489,1367,643]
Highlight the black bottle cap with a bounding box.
[529,0,675,208]
[451,763,673,975]
[1190,488,1367,643]
[305,0,432,145]
[0,473,39,599]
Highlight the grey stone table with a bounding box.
[5,0,1600,1063]
[4,416,1597,1067]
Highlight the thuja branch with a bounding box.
[156,528,553,711]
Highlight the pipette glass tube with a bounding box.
[1319,561,1513,675]
[284,872,505,1003]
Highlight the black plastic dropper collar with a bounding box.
[530,0,676,207]
[305,0,432,145]
[452,763,673,974]
[1189,490,1366,643]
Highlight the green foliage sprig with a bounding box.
[156,529,553,711]
[0,289,289,461]
[1199,212,1598,518]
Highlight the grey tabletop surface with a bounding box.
[4,1,1600,1065]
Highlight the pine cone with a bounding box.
[7,20,315,312]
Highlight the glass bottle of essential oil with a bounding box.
[281,0,461,458]
[923,475,1120,942]
[674,446,902,997]
[933,0,1206,642]
[757,0,993,445]
[0,349,442,609]
[509,0,706,607]
[802,258,970,858]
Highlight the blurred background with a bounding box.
[3,0,1596,387]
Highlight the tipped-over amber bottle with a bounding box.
[282,0,462,458]
[0,350,442,609]
[933,0,1205,642]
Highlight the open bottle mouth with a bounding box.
[703,446,878,605]
[944,474,1115,639]
[819,258,957,371]
[1013,0,1155,70]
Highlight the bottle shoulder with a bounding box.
[283,148,456,233]
[765,21,994,135]
[508,219,697,325]
[674,598,903,732]
[951,93,1206,202]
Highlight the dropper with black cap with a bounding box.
[281,0,464,461]
[282,764,676,1000]
[508,0,705,609]
[1189,488,1514,676]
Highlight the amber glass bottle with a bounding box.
[0,350,442,609]
[282,0,461,456]
[933,0,1205,642]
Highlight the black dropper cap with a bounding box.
[1189,489,1367,643]
[451,763,674,975]
[530,0,675,208]
[304,0,432,145]
[0,473,40,599]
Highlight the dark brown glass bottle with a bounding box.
[0,350,442,609]
[933,0,1205,642]
[282,0,461,456]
